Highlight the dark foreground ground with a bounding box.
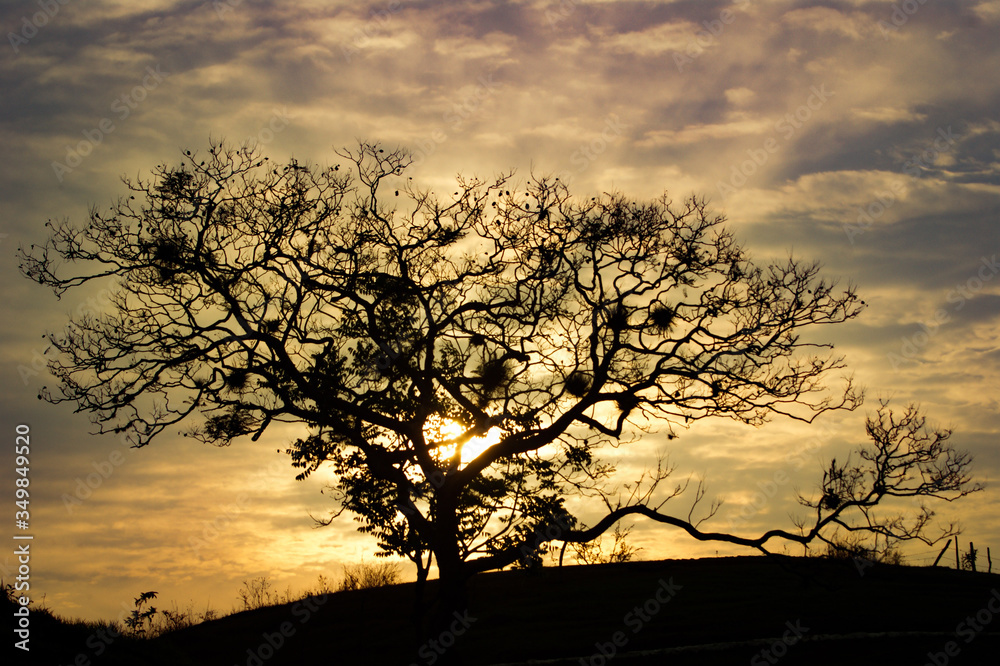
[15,555,1000,665]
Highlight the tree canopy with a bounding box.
[20,141,980,610]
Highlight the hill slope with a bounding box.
[24,556,1000,665]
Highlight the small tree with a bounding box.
[124,591,158,638]
[20,140,981,623]
[797,402,981,560]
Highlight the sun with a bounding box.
[424,416,503,466]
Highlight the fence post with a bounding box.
[988,547,993,574]
[932,539,952,567]
[955,539,961,570]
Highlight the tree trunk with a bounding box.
[412,550,431,624]
[431,532,469,615]
[425,503,470,665]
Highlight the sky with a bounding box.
[1,0,999,623]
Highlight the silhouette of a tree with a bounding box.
[797,401,980,559]
[19,141,980,620]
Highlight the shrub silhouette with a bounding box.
[237,577,278,611]
[337,561,402,592]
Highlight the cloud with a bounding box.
[780,6,877,41]
[638,117,775,147]
[599,19,697,55]
[972,0,1000,23]
[433,31,519,59]
[724,86,756,107]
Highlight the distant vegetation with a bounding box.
[4,560,402,647]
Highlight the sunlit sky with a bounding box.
[2,0,999,622]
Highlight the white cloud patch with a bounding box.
[780,6,876,40]
[972,0,1000,23]
[599,20,697,55]
[638,118,775,147]
[848,106,928,124]
[724,87,756,107]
